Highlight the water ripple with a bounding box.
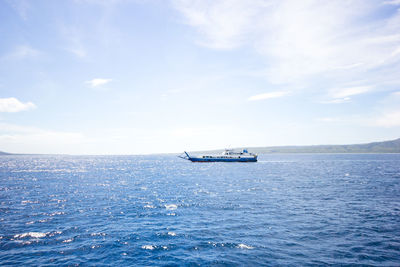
[0,154,399,265]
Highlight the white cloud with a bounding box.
[316,117,343,123]
[321,97,351,104]
[6,0,30,20]
[374,110,400,127]
[173,0,400,84]
[85,78,112,88]
[3,45,40,60]
[392,91,400,96]
[384,0,400,5]
[330,86,372,99]
[248,91,290,101]
[58,4,124,58]
[0,97,36,112]
[320,86,372,104]
[369,91,400,127]
[59,25,88,58]
[166,125,264,151]
[0,123,86,154]
[173,0,268,49]
[66,47,87,58]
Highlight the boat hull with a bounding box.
[188,157,257,162]
[179,150,258,162]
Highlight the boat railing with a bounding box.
[178,151,191,160]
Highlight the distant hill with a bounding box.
[193,138,400,154]
[0,151,12,155]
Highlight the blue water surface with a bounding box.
[0,154,400,266]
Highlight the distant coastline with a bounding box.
[1,138,400,155]
[193,138,400,154]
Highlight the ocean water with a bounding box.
[0,154,399,266]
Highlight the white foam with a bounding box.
[142,245,155,250]
[165,204,177,210]
[48,231,62,237]
[167,232,176,236]
[90,232,106,236]
[49,211,65,216]
[21,200,38,204]
[51,199,66,203]
[14,232,47,238]
[62,238,73,243]
[237,243,254,249]
[144,205,155,209]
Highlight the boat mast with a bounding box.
[184,151,190,159]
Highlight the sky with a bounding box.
[0,0,400,155]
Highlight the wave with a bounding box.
[237,244,254,249]
[165,204,177,210]
[14,232,47,238]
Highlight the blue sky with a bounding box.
[1,0,400,154]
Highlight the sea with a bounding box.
[0,153,399,266]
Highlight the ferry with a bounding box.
[179,149,257,162]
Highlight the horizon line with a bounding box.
[1,137,399,156]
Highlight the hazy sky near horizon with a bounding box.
[1,0,400,154]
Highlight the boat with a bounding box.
[178,149,257,162]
